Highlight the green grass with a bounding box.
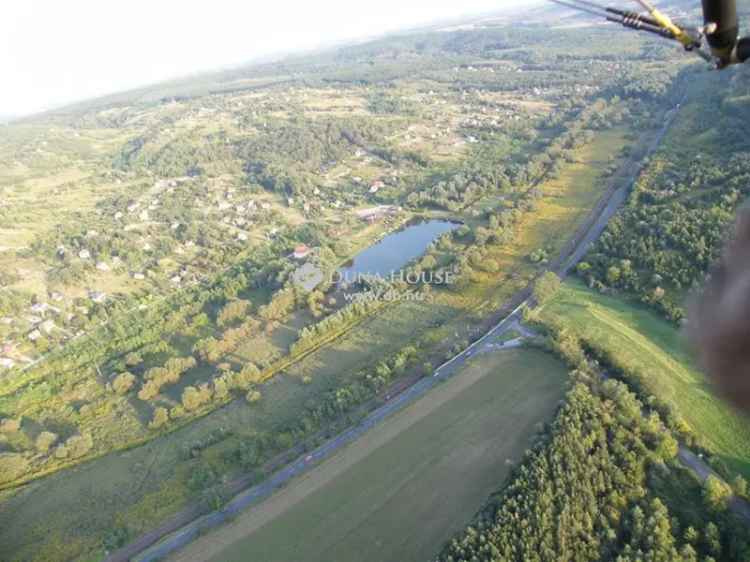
[182,349,567,562]
[539,279,750,479]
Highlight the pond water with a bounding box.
[337,219,460,284]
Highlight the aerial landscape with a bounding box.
[1,0,750,561]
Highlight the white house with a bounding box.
[28,329,42,342]
[79,249,91,260]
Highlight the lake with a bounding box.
[337,219,459,284]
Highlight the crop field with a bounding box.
[539,280,750,478]
[168,348,568,562]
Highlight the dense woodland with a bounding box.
[578,68,750,322]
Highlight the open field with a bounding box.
[167,348,568,562]
[539,280,750,478]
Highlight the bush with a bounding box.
[533,272,561,305]
[112,372,136,395]
[149,407,169,430]
[35,431,58,453]
[703,475,732,512]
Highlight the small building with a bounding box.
[78,249,91,260]
[30,303,49,315]
[96,262,110,272]
[0,358,15,370]
[132,272,146,281]
[41,320,55,335]
[293,245,312,260]
[237,232,249,242]
[89,291,107,304]
[28,329,42,342]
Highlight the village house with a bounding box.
[293,244,312,260]
[89,291,107,304]
[78,249,91,260]
[132,272,146,280]
[30,303,49,315]
[28,329,42,342]
[41,320,55,335]
[96,262,110,272]
[0,358,15,370]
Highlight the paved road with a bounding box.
[117,106,683,562]
[678,448,750,525]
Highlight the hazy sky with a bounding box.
[2,0,541,117]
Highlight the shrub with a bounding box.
[35,431,58,453]
[112,372,136,395]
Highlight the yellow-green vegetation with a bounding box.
[539,279,750,478]
[171,349,567,562]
